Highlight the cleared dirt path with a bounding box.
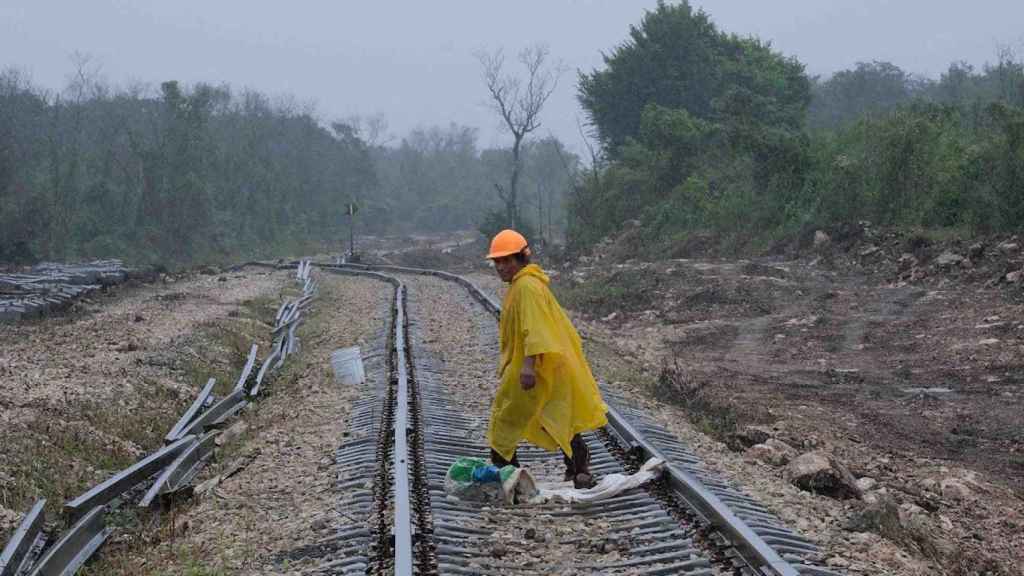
[465,267,948,575]
[476,257,1024,575]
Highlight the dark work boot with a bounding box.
[490,448,520,468]
[562,449,576,482]
[564,434,596,489]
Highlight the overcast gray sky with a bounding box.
[3,1,1022,154]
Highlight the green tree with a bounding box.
[578,1,809,154]
[808,61,917,129]
[572,1,811,252]
[0,71,379,267]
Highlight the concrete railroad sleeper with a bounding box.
[319,261,843,576]
[0,260,129,323]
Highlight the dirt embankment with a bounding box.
[0,268,290,539]
[373,226,1024,572]
[358,231,492,274]
[532,245,1023,575]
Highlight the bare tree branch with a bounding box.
[477,44,562,228]
[343,113,392,147]
[493,182,509,203]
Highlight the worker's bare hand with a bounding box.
[520,371,536,391]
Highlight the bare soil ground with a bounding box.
[465,236,1024,574]
[0,268,290,539]
[468,238,1022,574]
[5,229,1020,575]
[360,230,491,274]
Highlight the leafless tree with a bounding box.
[344,113,391,147]
[66,52,105,102]
[477,44,561,229]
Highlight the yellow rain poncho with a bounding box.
[488,264,608,460]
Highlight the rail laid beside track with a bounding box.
[318,262,843,576]
[0,263,317,576]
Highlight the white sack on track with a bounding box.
[524,457,666,505]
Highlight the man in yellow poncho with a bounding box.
[485,229,608,489]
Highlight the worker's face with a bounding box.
[492,255,523,283]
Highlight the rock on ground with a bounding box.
[784,451,863,500]
[746,438,798,466]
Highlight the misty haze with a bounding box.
[1,2,1022,575]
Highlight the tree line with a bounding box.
[0,69,377,265]
[809,55,1024,130]
[568,1,1024,256]
[0,65,577,266]
[367,125,576,244]
[7,0,1020,266]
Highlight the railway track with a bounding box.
[318,263,842,576]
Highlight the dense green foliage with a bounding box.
[810,57,1024,130]
[0,71,375,265]
[0,69,577,266]
[569,1,1024,255]
[572,0,811,252]
[578,1,809,152]
[6,1,1020,265]
[807,101,1024,232]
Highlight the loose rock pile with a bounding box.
[811,224,1024,289]
[0,260,130,322]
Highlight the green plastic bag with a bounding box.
[445,457,517,502]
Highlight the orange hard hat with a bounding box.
[486,229,529,259]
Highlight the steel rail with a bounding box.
[285,321,300,356]
[139,432,218,508]
[64,435,196,521]
[165,378,216,443]
[273,309,300,335]
[176,389,245,439]
[250,339,282,398]
[391,283,415,575]
[319,261,802,576]
[27,506,109,576]
[274,300,289,324]
[319,266,415,575]
[0,500,45,576]
[604,404,799,576]
[233,344,259,393]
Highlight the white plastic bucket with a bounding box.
[331,346,365,386]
